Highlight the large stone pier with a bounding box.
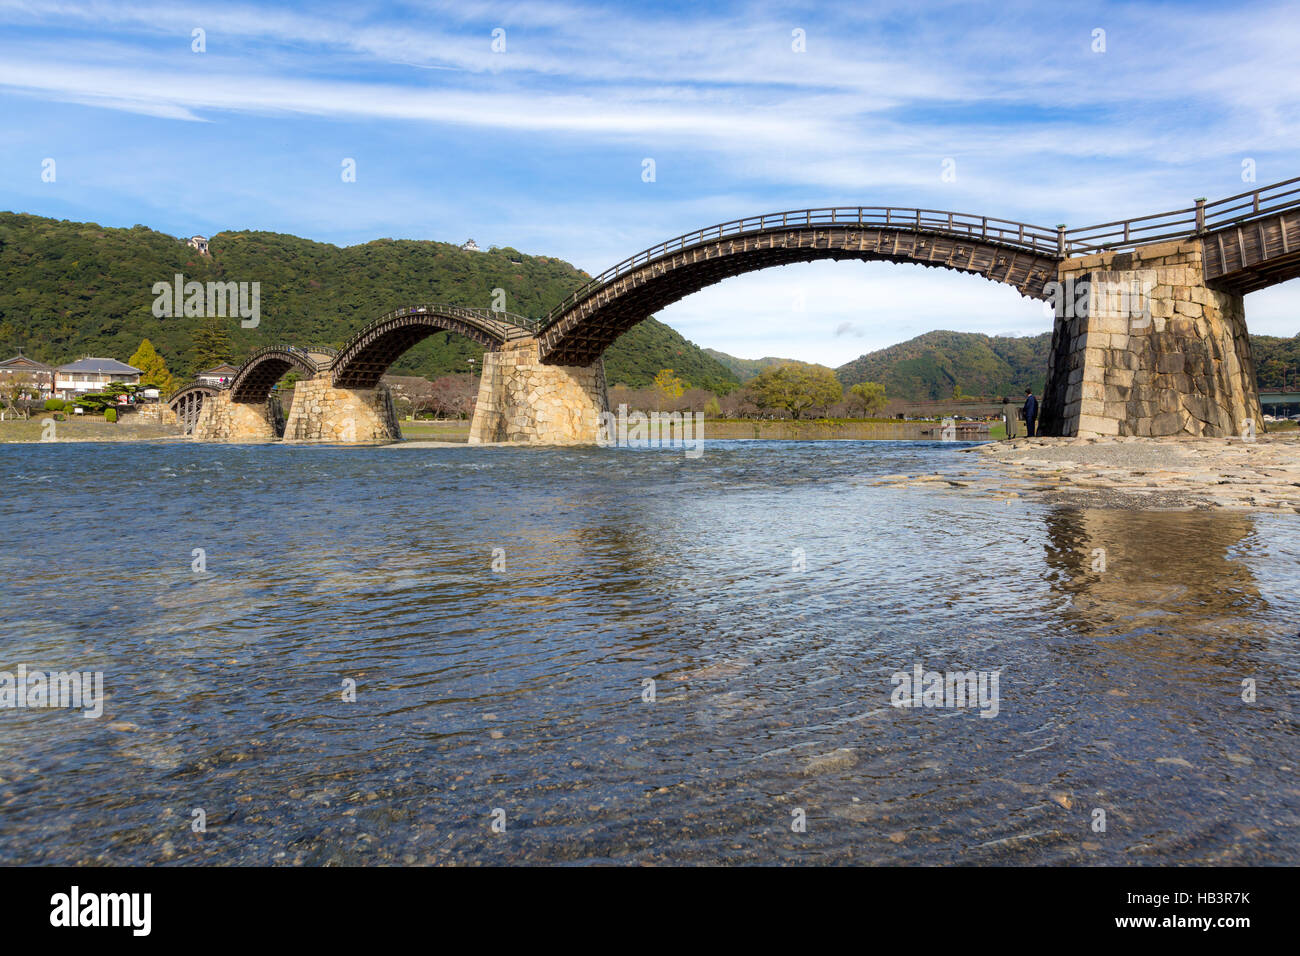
[191,391,283,442]
[468,338,609,443]
[1040,240,1263,438]
[282,376,400,442]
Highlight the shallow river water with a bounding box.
[1,440,1297,865]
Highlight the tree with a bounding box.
[703,395,722,418]
[750,363,843,419]
[0,372,38,420]
[128,338,179,394]
[416,374,479,419]
[653,368,685,410]
[849,381,887,417]
[189,315,232,374]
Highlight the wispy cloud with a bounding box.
[0,0,1295,359]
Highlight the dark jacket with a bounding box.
[1023,393,1038,420]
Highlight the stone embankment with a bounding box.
[874,435,1300,511]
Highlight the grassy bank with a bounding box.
[698,418,938,440]
[0,418,182,442]
[399,420,471,441]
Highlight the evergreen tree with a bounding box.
[189,316,233,375]
[128,338,179,394]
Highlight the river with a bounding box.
[1,439,1296,864]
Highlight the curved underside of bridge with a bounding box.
[538,224,1060,366]
[228,347,320,402]
[167,383,219,435]
[331,305,532,389]
[1200,211,1300,294]
[538,225,1055,369]
[166,383,219,408]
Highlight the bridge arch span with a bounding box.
[537,207,1064,366]
[228,345,323,403]
[167,382,219,435]
[330,304,535,389]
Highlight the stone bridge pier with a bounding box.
[282,375,400,442]
[191,391,283,441]
[1040,240,1263,438]
[469,338,609,443]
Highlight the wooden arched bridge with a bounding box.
[168,306,539,438]
[536,176,1300,366]
[175,175,1299,442]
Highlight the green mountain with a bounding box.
[702,349,832,382]
[3,211,1290,401]
[836,330,1053,401]
[1253,334,1300,389]
[606,325,739,392]
[0,212,737,391]
[836,329,1299,402]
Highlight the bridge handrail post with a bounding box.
[1057,225,1066,257]
[1195,198,1206,234]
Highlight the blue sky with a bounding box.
[1,0,1297,364]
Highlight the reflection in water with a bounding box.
[0,441,1296,865]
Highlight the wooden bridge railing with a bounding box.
[541,206,1063,328]
[538,176,1300,331]
[1062,176,1300,255]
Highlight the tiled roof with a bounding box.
[0,354,53,371]
[57,357,142,374]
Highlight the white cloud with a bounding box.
[654,261,1051,367]
[0,0,1295,354]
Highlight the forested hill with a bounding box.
[0,212,739,391]
[835,330,1053,399]
[1253,334,1300,389]
[834,329,1300,399]
[703,349,833,382]
[4,211,1291,400]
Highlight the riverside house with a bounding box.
[0,351,56,399]
[54,357,142,400]
[196,363,240,387]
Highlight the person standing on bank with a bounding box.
[1023,388,1038,437]
[1002,397,1018,439]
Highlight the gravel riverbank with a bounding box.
[875,434,1300,512]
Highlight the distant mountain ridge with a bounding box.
[835,330,1053,400]
[1,212,1291,400]
[703,349,832,382]
[0,211,739,392]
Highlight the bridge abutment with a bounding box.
[191,392,283,442]
[282,376,400,442]
[469,339,609,444]
[1041,240,1263,438]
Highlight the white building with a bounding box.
[196,363,240,387]
[460,238,482,252]
[188,235,210,255]
[54,358,141,399]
